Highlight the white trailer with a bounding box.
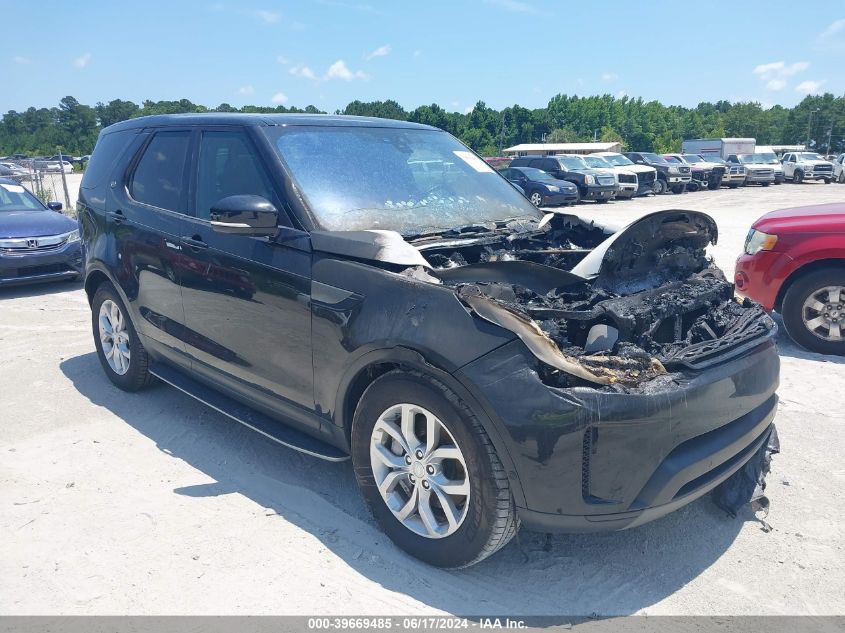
[681,138,756,160]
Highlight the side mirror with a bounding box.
[47,201,63,212]
[210,194,278,236]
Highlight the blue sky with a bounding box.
[3,0,844,113]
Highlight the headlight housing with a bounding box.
[744,229,778,255]
[65,229,81,243]
[668,166,680,174]
[546,185,560,192]
[584,175,595,185]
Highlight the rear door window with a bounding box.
[129,130,191,212]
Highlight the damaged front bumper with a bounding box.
[456,333,779,532]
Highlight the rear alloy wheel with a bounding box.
[529,191,543,207]
[352,370,518,568]
[782,268,845,355]
[793,170,804,184]
[91,282,156,391]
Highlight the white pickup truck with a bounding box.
[781,151,835,184]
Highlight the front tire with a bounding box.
[91,281,156,391]
[792,170,804,184]
[824,178,832,184]
[781,268,845,355]
[838,172,845,184]
[653,179,667,195]
[351,370,518,568]
[670,184,686,194]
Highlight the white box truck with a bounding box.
[681,138,756,160]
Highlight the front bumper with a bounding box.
[746,172,775,184]
[798,170,833,181]
[0,241,83,286]
[734,250,793,311]
[582,184,616,200]
[614,184,637,198]
[667,175,692,184]
[457,334,779,532]
[543,191,579,206]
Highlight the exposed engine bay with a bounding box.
[411,210,776,391]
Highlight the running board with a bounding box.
[149,363,349,462]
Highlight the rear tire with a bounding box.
[351,370,519,568]
[91,281,156,391]
[781,267,845,356]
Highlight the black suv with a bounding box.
[79,114,779,568]
[509,155,616,202]
[624,151,692,194]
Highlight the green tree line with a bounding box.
[2,93,844,157]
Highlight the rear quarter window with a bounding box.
[81,129,138,190]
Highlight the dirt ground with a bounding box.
[1,182,844,616]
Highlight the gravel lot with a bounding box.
[1,182,844,616]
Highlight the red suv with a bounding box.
[735,202,845,354]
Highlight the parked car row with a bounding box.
[0,153,90,175]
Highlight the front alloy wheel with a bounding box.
[351,370,518,568]
[370,404,470,539]
[801,286,844,343]
[529,191,543,207]
[782,268,845,355]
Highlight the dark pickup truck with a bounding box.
[625,151,692,194]
[510,155,616,203]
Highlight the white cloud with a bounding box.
[601,72,618,82]
[271,92,289,104]
[12,55,31,65]
[237,85,255,95]
[616,90,628,99]
[253,9,280,23]
[752,61,809,79]
[816,18,845,50]
[464,106,473,114]
[795,79,826,94]
[325,59,368,81]
[276,55,289,65]
[484,0,540,15]
[289,65,316,79]
[73,52,92,68]
[752,60,809,91]
[365,44,391,60]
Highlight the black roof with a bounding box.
[103,113,436,134]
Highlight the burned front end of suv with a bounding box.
[386,210,779,531]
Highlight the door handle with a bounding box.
[106,210,125,224]
[181,235,208,251]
